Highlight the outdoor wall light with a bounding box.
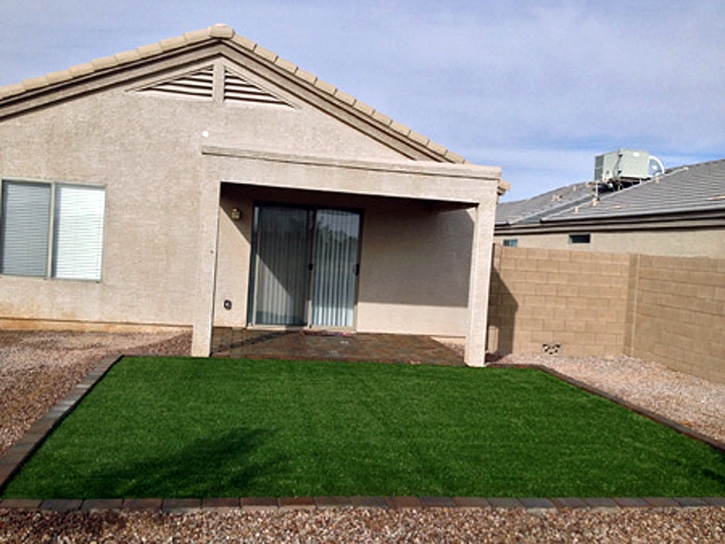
[223,299,232,310]
[231,208,242,221]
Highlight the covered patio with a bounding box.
[193,147,504,366]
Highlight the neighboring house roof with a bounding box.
[495,182,593,226]
[497,158,725,229]
[0,24,464,164]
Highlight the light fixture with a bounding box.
[231,208,241,221]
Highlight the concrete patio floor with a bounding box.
[211,328,465,366]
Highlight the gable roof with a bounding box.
[0,24,464,164]
[497,158,725,228]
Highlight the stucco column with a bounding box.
[191,180,222,357]
[465,197,496,366]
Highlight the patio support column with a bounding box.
[191,180,222,357]
[465,198,496,367]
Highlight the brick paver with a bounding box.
[211,328,465,366]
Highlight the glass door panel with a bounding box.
[250,205,360,328]
[253,205,312,325]
[310,209,361,328]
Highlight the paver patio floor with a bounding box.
[211,328,465,366]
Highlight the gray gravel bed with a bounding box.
[1,331,724,542]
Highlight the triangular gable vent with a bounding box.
[224,68,290,106]
[138,66,214,99]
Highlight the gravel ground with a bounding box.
[1,331,724,542]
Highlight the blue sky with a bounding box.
[1,0,723,201]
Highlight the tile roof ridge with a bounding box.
[0,24,465,164]
[667,157,725,172]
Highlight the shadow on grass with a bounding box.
[36,428,284,499]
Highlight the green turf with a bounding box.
[3,357,725,499]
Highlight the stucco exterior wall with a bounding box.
[495,228,725,258]
[0,57,412,328]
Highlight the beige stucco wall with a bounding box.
[0,57,412,328]
[495,228,725,258]
[1,55,500,355]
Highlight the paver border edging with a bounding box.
[1,356,724,513]
[0,354,123,494]
[1,495,725,513]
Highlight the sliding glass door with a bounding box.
[250,205,361,328]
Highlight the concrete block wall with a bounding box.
[489,245,725,385]
[488,245,630,357]
[626,254,725,384]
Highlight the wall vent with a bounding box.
[224,68,290,106]
[137,66,214,99]
[542,343,561,355]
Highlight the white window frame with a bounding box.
[0,179,106,281]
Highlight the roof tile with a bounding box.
[183,28,213,44]
[0,84,24,99]
[230,34,257,51]
[136,43,164,58]
[333,89,356,106]
[158,35,188,52]
[114,50,142,64]
[444,150,466,164]
[45,70,74,85]
[371,110,393,126]
[274,57,298,75]
[313,79,337,96]
[294,68,318,85]
[253,45,278,63]
[408,130,430,146]
[426,140,448,156]
[351,100,375,117]
[91,55,119,71]
[68,63,95,77]
[389,120,411,136]
[209,24,235,39]
[22,76,49,91]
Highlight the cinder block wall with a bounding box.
[489,246,725,385]
[625,254,725,384]
[488,245,630,357]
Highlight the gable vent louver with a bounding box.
[224,68,290,106]
[138,66,214,99]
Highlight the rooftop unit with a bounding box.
[594,149,650,183]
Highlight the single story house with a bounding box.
[0,25,506,365]
[495,157,725,258]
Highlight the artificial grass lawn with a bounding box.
[3,357,725,499]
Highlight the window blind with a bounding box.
[0,181,51,276]
[52,185,106,280]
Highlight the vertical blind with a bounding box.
[254,206,311,325]
[0,181,51,276]
[311,209,360,328]
[252,205,361,328]
[0,180,105,281]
